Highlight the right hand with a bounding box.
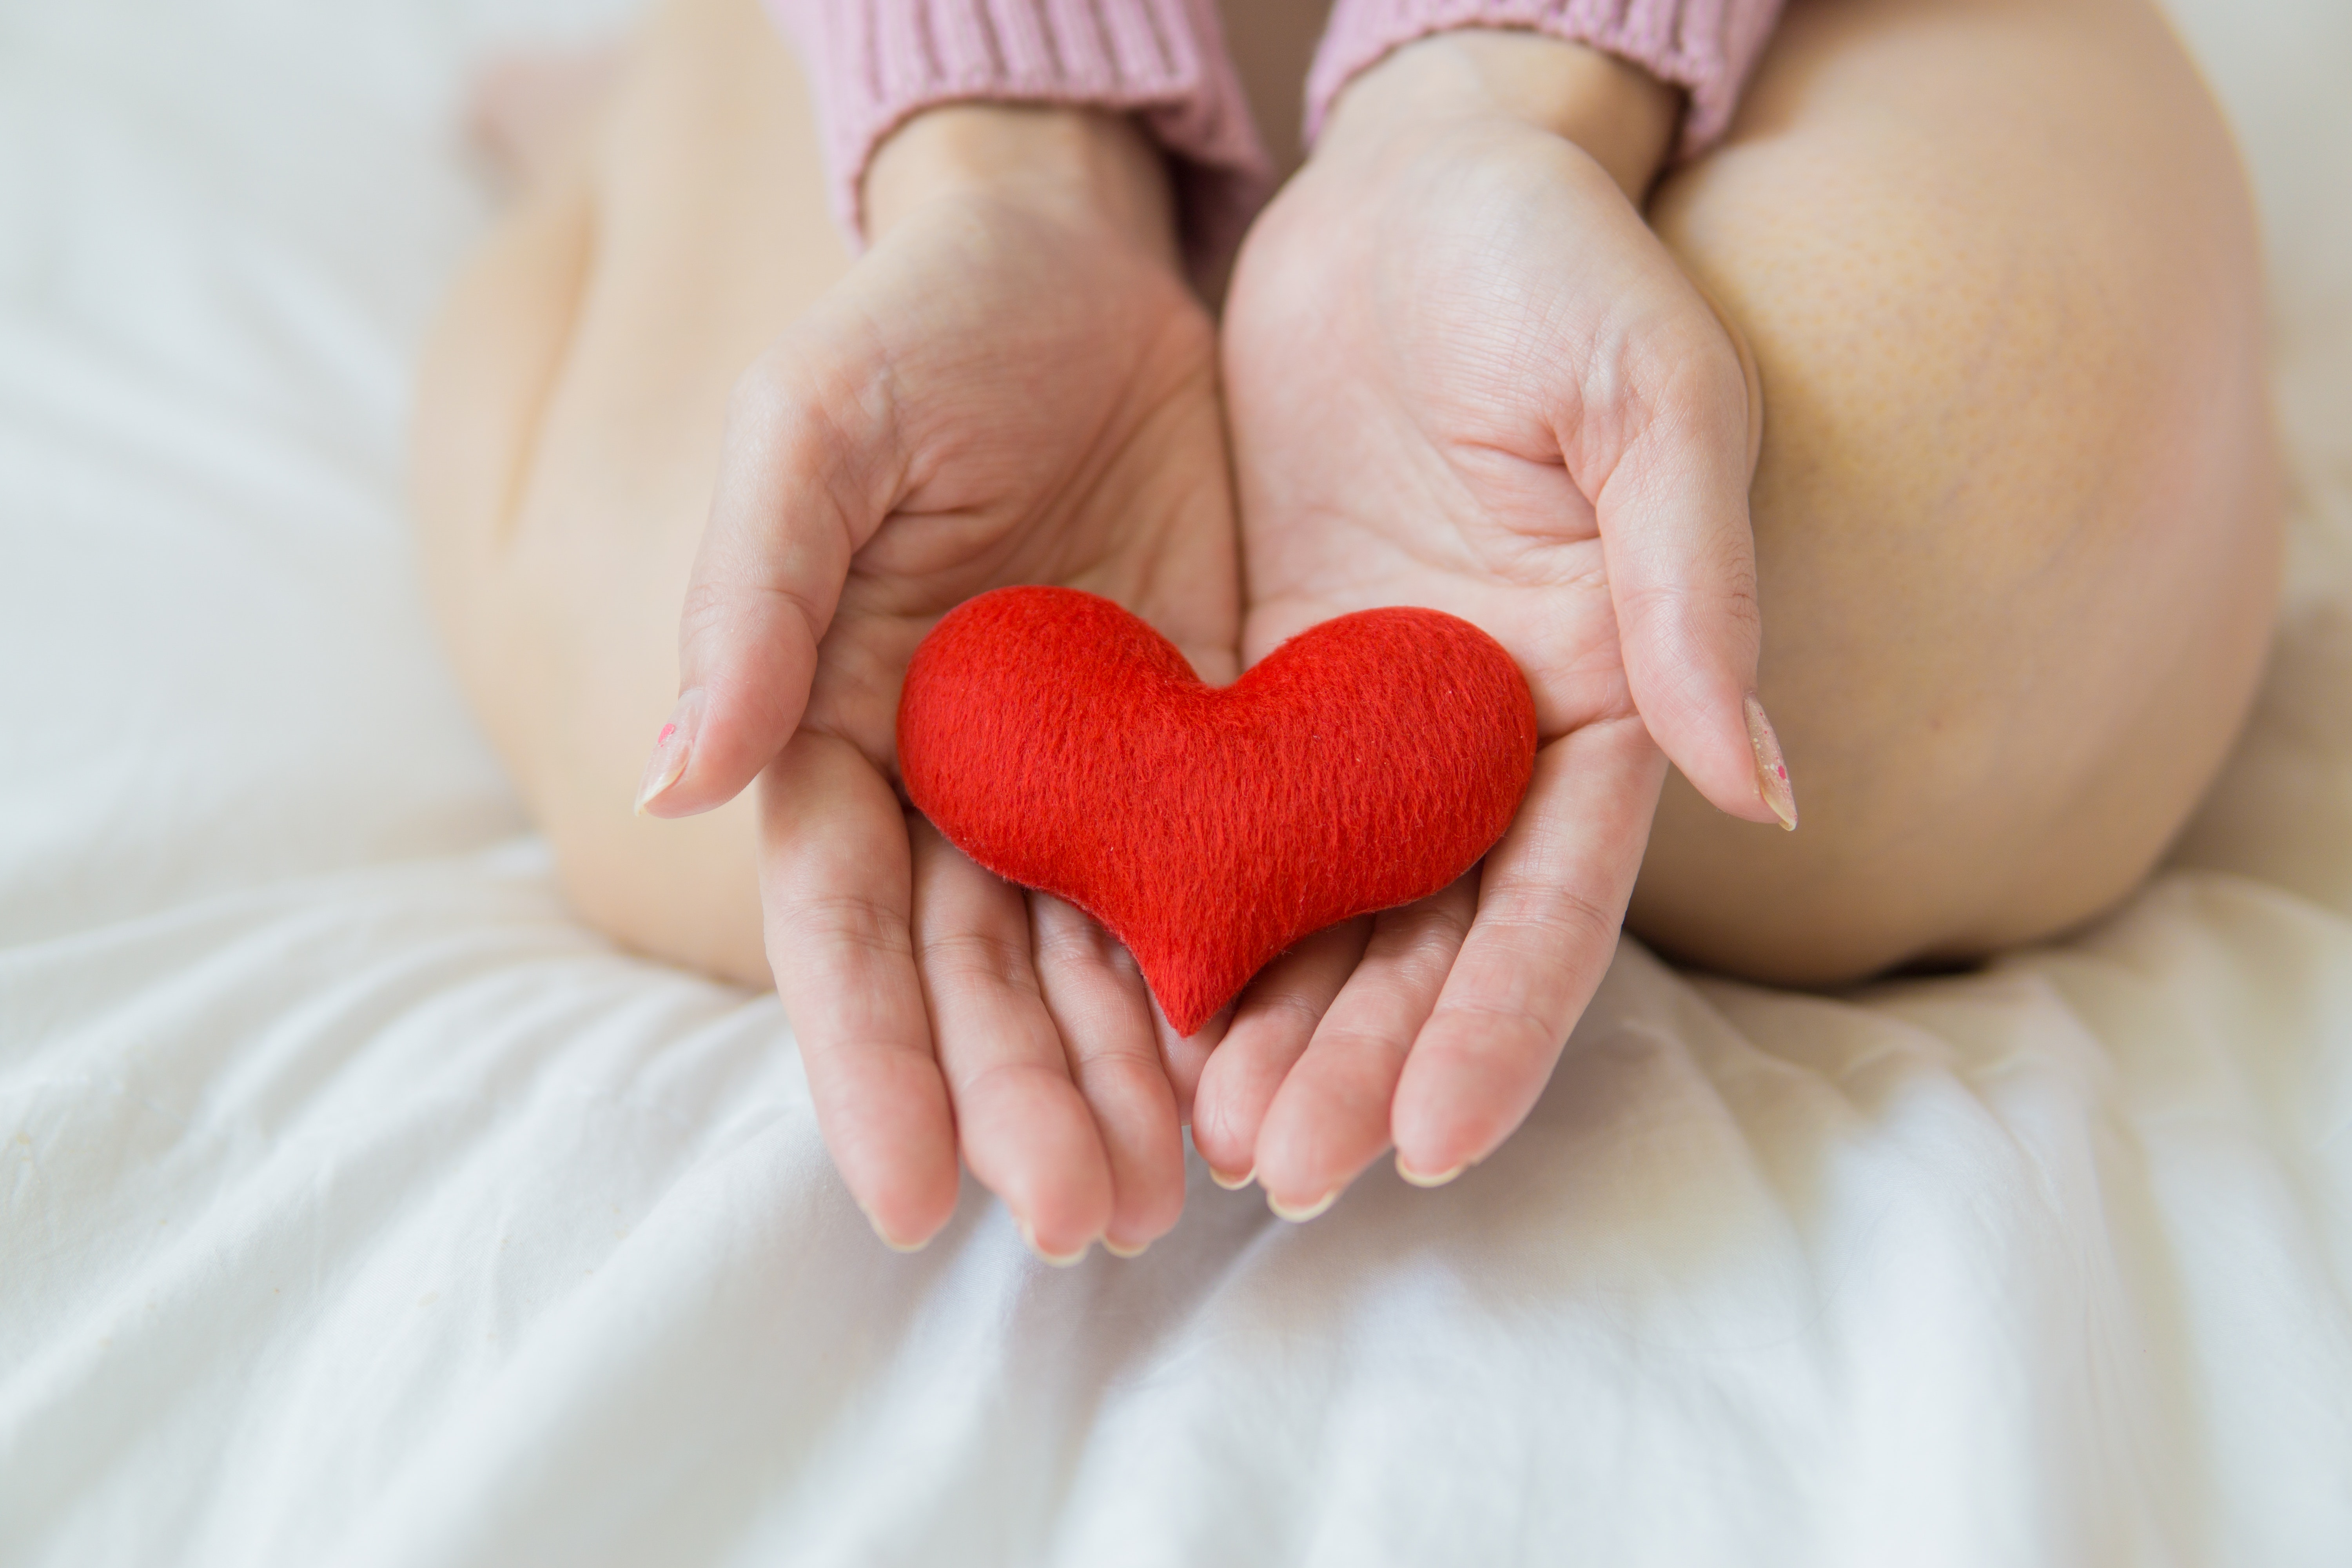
[640,105,1240,1259]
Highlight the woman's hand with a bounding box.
[642,105,1238,1259]
[1196,32,1793,1214]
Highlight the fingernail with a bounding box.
[1744,692,1798,831]
[1209,1166,1255,1191]
[1102,1237,1150,1259]
[634,691,703,816]
[859,1204,929,1254]
[1395,1156,1466,1189]
[1019,1220,1092,1267]
[1267,1188,1338,1223]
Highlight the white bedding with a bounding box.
[2,0,2347,1563]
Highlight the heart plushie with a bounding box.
[897,587,1539,1034]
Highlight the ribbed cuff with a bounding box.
[1305,0,1785,158]
[766,0,1273,283]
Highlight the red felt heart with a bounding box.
[897,587,1539,1034]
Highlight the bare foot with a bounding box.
[465,45,625,195]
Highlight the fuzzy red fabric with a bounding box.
[897,587,1539,1035]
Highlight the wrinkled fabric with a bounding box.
[1,1,2348,1564]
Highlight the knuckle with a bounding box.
[1622,319,1752,449]
[952,1056,1063,1109]
[1618,559,1760,648]
[770,891,913,970]
[1421,989,1560,1067]
[1544,886,1623,953]
[915,927,1037,993]
[1488,887,1620,968]
[1189,1093,1255,1165]
[722,333,888,492]
[1379,895,1474,951]
[1612,539,1763,690]
[1067,1031,1164,1081]
[1313,1022,1412,1068]
[676,576,741,645]
[676,573,830,674]
[1030,903,1131,973]
[722,348,807,437]
[1243,985,1329,1037]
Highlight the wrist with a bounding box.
[1320,29,1677,202]
[864,103,1183,271]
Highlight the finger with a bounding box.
[1186,919,1369,1188]
[1150,996,1223,1126]
[1587,305,1794,829]
[640,328,900,819]
[1390,717,1667,1182]
[1254,881,1478,1220]
[910,821,1113,1263]
[759,731,958,1250]
[1027,896,1186,1257]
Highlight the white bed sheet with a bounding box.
[1,0,2347,1563]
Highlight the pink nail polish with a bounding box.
[1744,693,1798,831]
[634,693,702,815]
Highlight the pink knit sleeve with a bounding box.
[1306,0,1785,157]
[763,0,1272,278]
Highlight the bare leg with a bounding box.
[415,0,848,985]
[465,47,626,196]
[1627,0,2279,983]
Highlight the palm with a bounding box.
[1234,114,1720,721]
[788,195,1240,774]
[1233,371,1636,753]
[1198,115,1763,1209]
[666,176,1240,1259]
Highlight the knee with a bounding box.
[1628,405,2279,989]
[1626,51,2279,986]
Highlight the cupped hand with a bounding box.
[641,105,1238,1259]
[1194,33,1792,1214]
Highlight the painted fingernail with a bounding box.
[1019,1220,1093,1267]
[1102,1237,1151,1259]
[1209,1166,1255,1191]
[1744,692,1798,831]
[1267,1188,1338,1223]
[634,691,704,816]
[1395,1156,1466,1189]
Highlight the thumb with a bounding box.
[1589,314,1795,830]
[635,338,900,818]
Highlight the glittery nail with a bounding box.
[1744,693,1798,831]
[634,692,702,815]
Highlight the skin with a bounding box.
[1205,35,1778,1212]
[673,106,1241,1253]
[642,39,1782,1249]
[417,0,2278,1261]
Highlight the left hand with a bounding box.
[1194,31,1791,1214]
